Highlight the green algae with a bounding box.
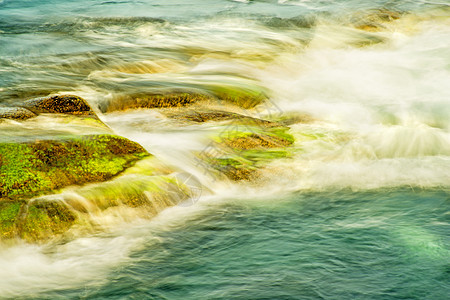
[0,134,149,200]
[21,200,76,242]
[122,157,171,177]
[75,175,186,212]
[0,201,22,239]
[204,125,295,180]
[209,85,268,109]
[0,173,189,242]
[107,92,212,111]
[214,126,295,150]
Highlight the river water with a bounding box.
[0,0,449,299]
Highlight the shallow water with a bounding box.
[1,0,449,298]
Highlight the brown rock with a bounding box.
[106,93,212,112]
[20,95,96,116]
[166,109,281,128]
[223,133,293,150]
[0,107,36,120]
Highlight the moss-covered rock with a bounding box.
[107,92,213,112]
[352,9,402,32]
[165,108,281,128]
[73,174,190,214]
[221,131,293,150]
[208,85,268,109]
[104,81,269,112]
[0,93,200,244]
[264,112,314,126]
[0,156,196,243]
[20,94,96,116]
[0,201,23,239]
[1,94,98,122]
[0,134,149,200]
[0,107,36,120]
[200,125,295,181]
[20,200,77,242]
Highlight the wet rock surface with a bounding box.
[0,92,296,242]
[0,94,193,243]
[20,95,96,116]
[165,108,281,128]
[0,106,36,120]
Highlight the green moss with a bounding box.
[122,157,170,176]
[214,126,294,150]
[0,134,149,200]
[107,93,212,111]
[0,201,22,239]
[76,175,188,212]
[240,149,290,160]
[210,149,290,170]
[203,124,295,180]
[0,143,51,198]
[21,201,76,242]
[209,85,268,109]
[294,127,350,144]
[270,128,296,144]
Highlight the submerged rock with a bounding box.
[222,132,294,149]
[20,200,77,242]
[104,82,268,112]
[107,92,212,112]
[208,85,268,109]
[352,9,402,32]
[165,108,281,128]
[199,125,295,181]
[0,157,194,242]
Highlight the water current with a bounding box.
[0,0,449,298]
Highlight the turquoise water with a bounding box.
[30,188,450,299]
[1,0,450,298]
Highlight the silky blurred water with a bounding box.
[1,188,447,299]
[1,0,450,299]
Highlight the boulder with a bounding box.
[165,108,281,128]
[20,94,97,116]
[0,134,149,200]
[106,92,212,112]
[0,94,197,243]
[0,107,36,120]
[0,159,193,242]
[103,82,268,112]
[199,125,295,181]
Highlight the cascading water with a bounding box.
[0,0,449,298]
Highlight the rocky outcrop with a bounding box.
[352,9,402,32]
[0,95,98,121]
[0,134,148,200]
[198,121,295,181]
[106,92,212,112]
[165,108,281,128]
[0,157,194,242]
[0,106,36,120]
[104,83,268,112]
[19,94,97,116]
[0,94,195,243]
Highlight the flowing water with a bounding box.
[1,0,449,299]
